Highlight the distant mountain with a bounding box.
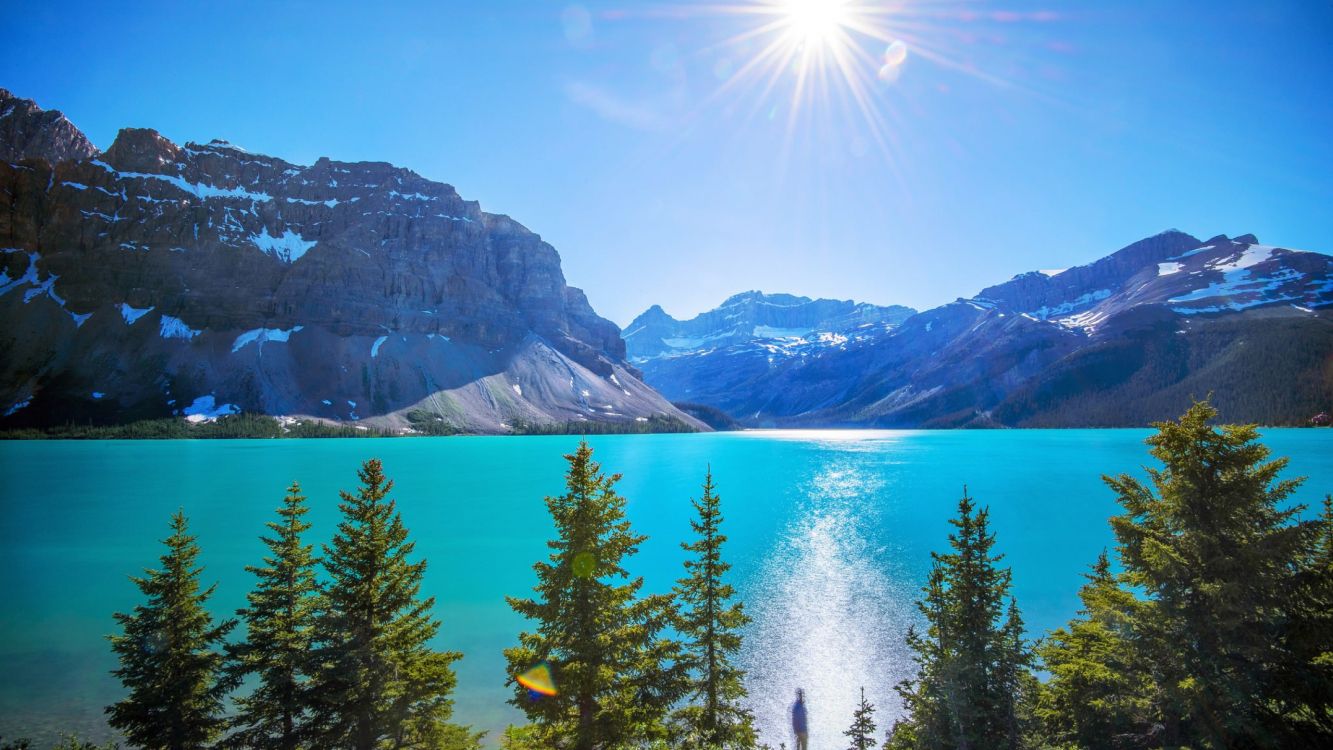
[0,88,703,433]
[631,232,1333,427]
[624,291,916,411]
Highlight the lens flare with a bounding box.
[517,661,558,696]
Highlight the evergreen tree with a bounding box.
[309,459,479,750]
[671,469,756,749]
[504,441,687,749]
[1034,551,1155,750]
[844,687,878,750]
[106,509,236,750]
[228,482,322,749]
[1105,400,1333,747]
[890,489,1031,750]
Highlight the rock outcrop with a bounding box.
[0,90,703,433]
[0,89,98,164]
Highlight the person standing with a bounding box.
[792,688,809,750]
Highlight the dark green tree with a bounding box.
[227,482,322,749]
[1105,400,1333,747]
[671,469,756,749]
[890,489,1031,750]
[844,687,878,750]
[504,441,687,749]
[106,509,236,750]
[1034,551,1155,749]
[309,458,479,750]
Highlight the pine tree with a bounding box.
[309,458,479,750]
[1105,400,1333,747]
[504,441,687,749]
[844,687,878,750]
[106,509,236,750]
[1034,551,1155,750]
[891,489,1031,750]
[671,469,756,749]
[228,482,321,749]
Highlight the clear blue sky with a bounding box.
[4,0,1330,325]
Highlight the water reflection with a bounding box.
[739,461,916,749]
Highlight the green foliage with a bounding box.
[404,409,463,436]
[1101,399,1333,747]
[844,687,877,750]
[105,510,237,750]
[0,736,118,750]
[227,482,322,749]
[671,403,742,431]
[504,441,688,749]
[670,469,756,749]
[891,489,1031,750]
[308,459,477,749]
[1034,551,1155,749]
[1,413,390,439]
[507,414,700,435]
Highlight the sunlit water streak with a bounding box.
[739,457,917,749]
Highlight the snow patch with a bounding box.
[92,392,105,399]
[159,315,201,340]
[1027,289,1112,320]
[93,161,273,202]
[183,394,240,423]
[1206,244,1275,273]
[753,325,812,339]
[285,197,341,208]
[371,335,388,357]
[232,326,304,352]
[250,228,317,263]
[512,383,523,397]
[120,303,154,325]
[1157,262,1183,276]
[1038,268,1067,277]
[4,398,31,417]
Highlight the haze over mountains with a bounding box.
[631,232,1333,427]
[0,89,702,433]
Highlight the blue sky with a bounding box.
[4,0,1331,325]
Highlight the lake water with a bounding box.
[2,429,1330,748]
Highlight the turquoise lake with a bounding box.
[2,430,1330,748]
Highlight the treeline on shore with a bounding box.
[4,400,1331,750]
[1,412,702,440]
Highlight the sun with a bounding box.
[781,0,852,45]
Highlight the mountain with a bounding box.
[631,232,1333,427]
[0,88,704,433]
[624,291,916,409]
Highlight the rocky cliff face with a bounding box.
[0,89,97,164]
[0,90,702,432]
[632,232,1333,427]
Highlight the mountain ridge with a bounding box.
[630,230,1332,427]
[0,88,705,433]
